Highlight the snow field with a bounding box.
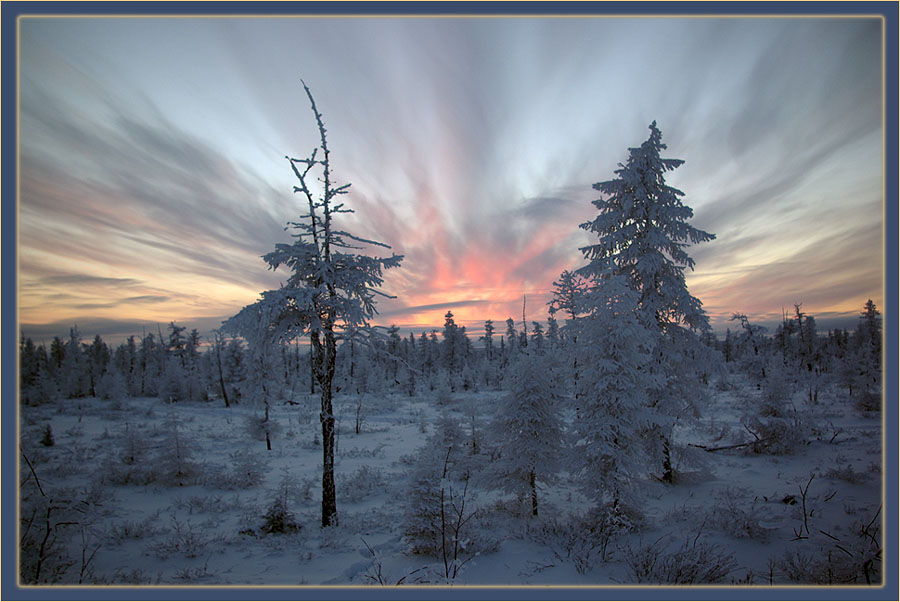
[18,373,882,587]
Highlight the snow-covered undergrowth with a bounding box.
[18,373,882,587]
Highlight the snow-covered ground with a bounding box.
[17,372,882,588]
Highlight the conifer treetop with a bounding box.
[578,121,714,331]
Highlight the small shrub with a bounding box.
[824,463,867,484]
[101,457,158,486]
[40,425,55,447]
[854,391,881,414]
[219,448,268,489]
[92,568,160,585]
[173,494,227,515]
[149,515,220,559]
[530,509,622,573]
[260,498,301,535]
[742,411,810,455]
[623,535,737,584]
[244,414,282,444]
[154,421,201,487]
[707,487,769,540]
[108,512,163,542]
[22,378,59,407]
[337,444,386,459]
[172,560,214,582]
[338,465,388,504]
[778,507,882,584]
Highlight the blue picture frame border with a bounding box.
[2,1,896,600]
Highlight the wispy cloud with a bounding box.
[17,16,884,339]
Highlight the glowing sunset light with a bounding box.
[17,15,884,345]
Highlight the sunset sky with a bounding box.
[17,15,885,343]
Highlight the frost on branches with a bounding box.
[579,120,714,332]
[571,277,661,513]
[575,122,716,486]
[224,81,402,527]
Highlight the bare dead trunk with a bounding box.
[316,328,338,527]
[215,336,230,408]
[530,470,538,516]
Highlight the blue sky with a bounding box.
[17,15,884,342]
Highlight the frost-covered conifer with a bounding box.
[579,121,714,331]
[87,334,109,397]
[224,82,402,527]
[97,366,128,401]
[491,352,563,516]
[481,319,495,361]
[546,315,559,348]
[61,327,88,398]
[442,311,462,377]
[529,322,544,351]
[548,270,588,326]
[855,299,881,380]
[577,122,716,483]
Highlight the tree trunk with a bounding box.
[309,350,316,395]
[216,345,230,408]
[317,329,339,528]
[529,470,538,516]
[264,398,272,451]
[320,385,337,526]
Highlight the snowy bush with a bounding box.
[102,431,157,486]
[742,409,810,455]
[96,368,128,401]
[108,512,164,542]
[854,390,881,414]
[778,534,881,584]
[22,376,59,407]
[260,498,301,535]
[244,413,282,446]
[706,487,769,541]
[40,424,55,447]
[776,485,881,585]
[622,535,737,584]
[173,494,230,515]
[823,463,868,485]
[19,454,104,584]
[530,508,626,573]
[402,440,493,576]
[19,495,76,583]
[154,419,201,487]
[149,515,222,559]
[337,465,387,504]
[206,448,269,490]
[92,568,159,585]
[740,383,814,455]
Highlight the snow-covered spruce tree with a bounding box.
[60,327,89,398]
[491,351,564,516]
[548,269,589,394]
[225,82,402,527]
[481,319,495,361]
[579,122,714,330]
[854,299,881,384]
[548,269,589,326]
[577,121,715,484]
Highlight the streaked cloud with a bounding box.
[17,15,884,343]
